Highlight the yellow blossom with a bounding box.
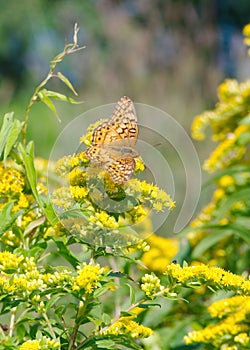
[69,168,87,186]
[102,317,153,338]
[243,23,250,49]
[184,296,250,348]
[70,185,88,200]
[234,332,250,346]
[142,234,179,272]
[164,263,250,294]
[218,175,235,188]
[218,79,240,102]
[184,323,248,347]
[191,111,213,140]
[141,273,164,297]
[90,210,119,229]
[203,124,250,173]
[19,340,40,350]
[135,157,145,172]
[72,263,104,293]
[0,251,23,270]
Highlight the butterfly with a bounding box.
[86,96,139,184]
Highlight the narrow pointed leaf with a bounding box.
[4,119,24,164]
[38,91,61,122]
[44,89,80,104]
[191,230,232,259]
[17,142,41,206]
[0,202,24,235]
[57,72,78,95]
[0,112,14,157]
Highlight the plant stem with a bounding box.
[42,311,57,340]
[21,23,84,144]
[68,297,89,350]
[9,307,16,337]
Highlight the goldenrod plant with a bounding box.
[1,23,250,350]
[0,25,176,349]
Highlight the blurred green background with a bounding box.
[0,0,250,234]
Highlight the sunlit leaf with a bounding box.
[0,202,23,235]
[17,142,41,206]
[0,112,14,157]
[57,72,78,95]
[4,118,24,164]
[38,90,61,122]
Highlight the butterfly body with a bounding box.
[86,96,139,184]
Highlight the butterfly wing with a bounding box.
[91,96,138,147]
[107,158,136,184]
[86,97,138,183]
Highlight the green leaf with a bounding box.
[108,272,126,278]
[226,223,250,244]
[102,313,111,325]
[24,215,46,236]
[38,90,61,122]
[138,303,161,309]
[45,293,66,311]
[0,112,14,157]
[40,197,58,225]
[4,118,24,164]
[93,284,114,298]
[126,283,135,305]
[191,229,232,259]
[41,88,80,104]
[54,240,79,268]
[0,202,23,235]
[17,142,41,206]
[57,72,78,95]
[95,339,116,349]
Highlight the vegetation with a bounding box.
[0,24,250,350]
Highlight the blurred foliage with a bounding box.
[1,1,250,156]
[0,12,250,349]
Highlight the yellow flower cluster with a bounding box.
[184,296,250,348]
[243,23,250,54]
[19,337,60,350]
[19,340,40,350]
[188,171,250,247]
[164,263,250,294]
[51,120,175,247]
[192,76,250,172]
[128,179,175,211]
[54,152,89,177]
[51,187,74,209]
[141,234,179,272]
[69,168,87,186]
[141,273,164,297]
[0,164,29,212]
[192,79,250,141]
[70,185,88,200]
[89,210,119,228]
[0,252,72,298]
[184,322,248,347]
[0,251,24,270]
[72,263,104,294]
[102,317,153,339]
[203,125,249,173]
[208,295,250,319]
